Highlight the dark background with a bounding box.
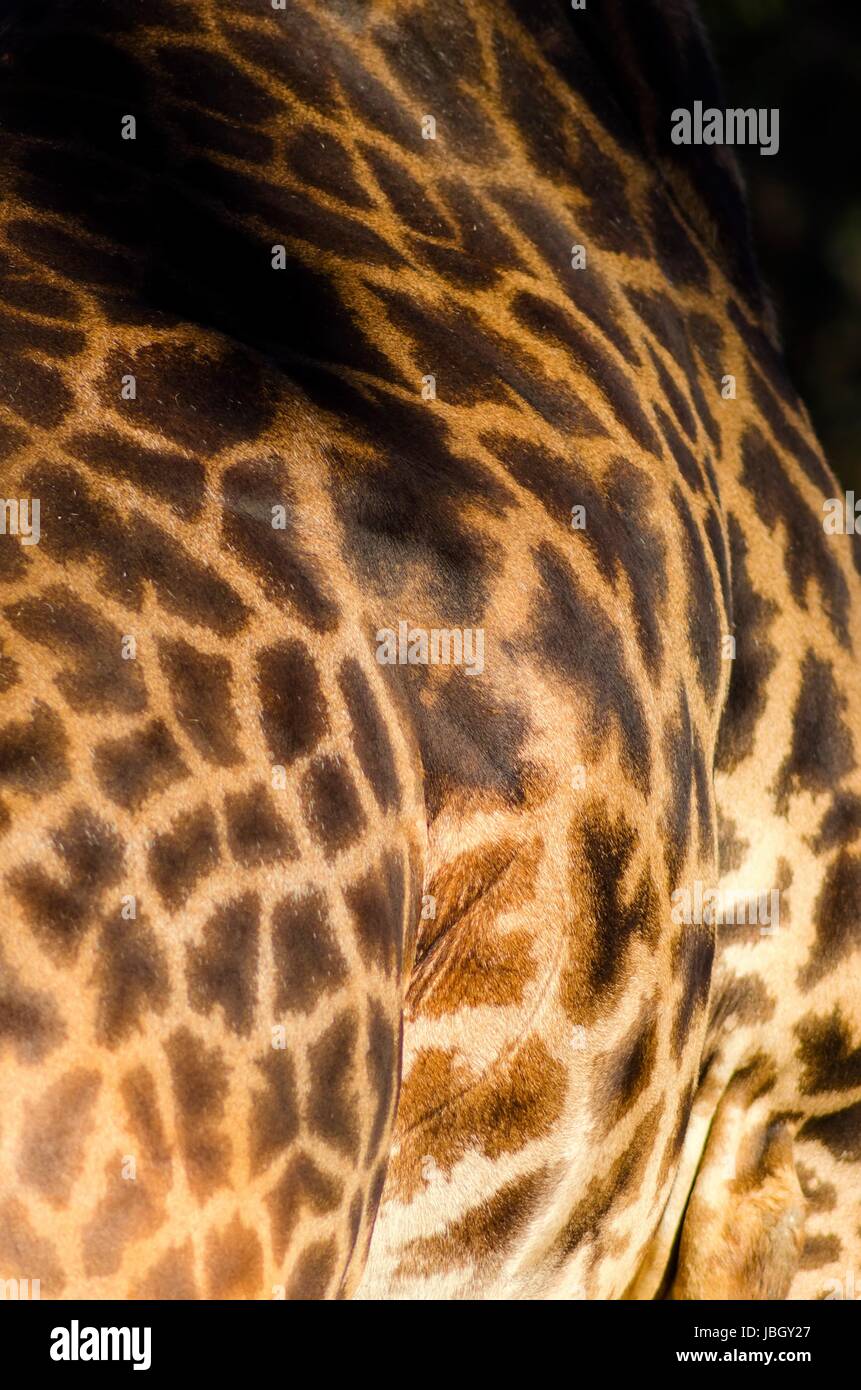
[700,0,860,489]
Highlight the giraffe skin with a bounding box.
[0,0,859,1301]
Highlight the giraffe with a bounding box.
[0,0,859,1301]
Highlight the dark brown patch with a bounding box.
[715,515,779,772]
[671,925,715,1059]
[148,804,220,911]
[186,893,260,1037]
[17,1068,101,1204]
[800,1101,861,1163]
[134,1242,199,1300]
[593,1003,659,1131]
[0,701,69,796]
[798,851,861,990]
[365,998,400,1161]
[0,947,65,1062]
[285,1235,339,1300]
[66,428,205,519]
[397,1169,546,1278]
[0,1198,66,1297]
[205,1214,264,1299]
[256,639,329,767]
[740,426,850,643]
[306,1010,360,1158]
[120,1066,172,1172]
[82,1156,164,1278]
[4,588,148,715]
[221,459,339,633]
[265,1152,343,1264]
[773,653,855,813]
[94,719,188,812]
[343,849,406,977]
[796,1008,861,1094]
[95,915,169,1047]
[800,1233,842,1270]
[717,807,749,875]
[338,657,400,813]
[249,1048,300,1178]
[272,888,348,1015]
[165,1027,231,1200]
[224,783,298,867]
[301,755,365,859]
[8,807,124,961]
[526,543,651,795]
[796,1162,837,1214]
[158,638,242,767]
[811,792,861,855]
[564,805,660,1018]
[557,1104,662,1258]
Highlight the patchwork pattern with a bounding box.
[0,0,859,1300]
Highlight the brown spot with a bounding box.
[272,889,348,1015]
[186,893,259,1036]
[306,1010,360,1158]
[82,1155,164,1278]
[4,588,148,715]
[343,849,406,977]
[717,808,749,875]
[0,946,64,1062]
[165,1028,231,1200]
[256,638,328,766]
[103,342,273,452]
[205,1213,264,1299]
[800,1233,841,1270]
[799,851,861,990]
[563,804,660,1021]
[593,1002,659,1131]
[95,915,169,1046]
[66,429,205,519]
[796,1162,837,1214]
[0,1198,65,1296]
[774,653,855,813]
[285,1236,339,1300]
[671,925,715,1059]
[416,835,539,964]
[221,459,339,632]
[557,1104,661,1258]
[148,804,220,912]
[338,656,400,812]
[120,1067,172,1172]
[0,700,68,795]
[133,1241,199,1299]
[800,1101,861,1163]
[394,1037,565,1199]
[8,807,124,961]
[398,1169,546,1278]
[94,719,188,812]
[707,970,776,1035]
[159,638,242,766]
[301,754,365,859]
[265,1152,343,1264]
[224,783,297,867]
[249,1048,300,1178]
[796,1008,861,1094]
[365,998,400,1161]
[17,1068,101,1204]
